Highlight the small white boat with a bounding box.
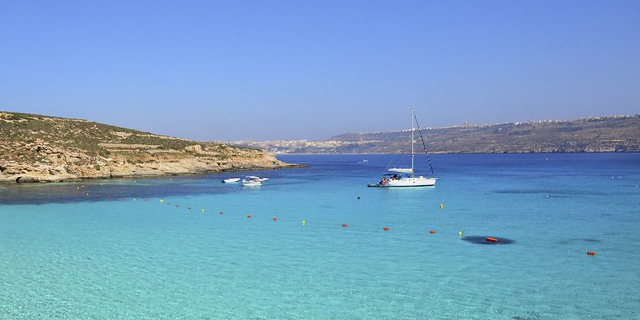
[242,176,262,187]
[222,178,241,183]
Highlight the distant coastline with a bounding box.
[233,114,640,154]
[276,151,640,156]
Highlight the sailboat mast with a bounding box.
[411,107,414,178]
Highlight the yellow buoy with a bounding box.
[458,231,463,237]
[302,221,306,226]
[440,204,444,210]
[160,199,164,203]
[201,209,205,213]
[133,198,136,201]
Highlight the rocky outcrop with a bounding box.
[0,112,293,183]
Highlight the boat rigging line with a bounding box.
[413,114,436,177]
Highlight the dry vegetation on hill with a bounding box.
[0,112,288,183]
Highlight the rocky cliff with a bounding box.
[0,112,291,183]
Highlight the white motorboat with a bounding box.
[222,178,241,183]
[242,176,262,187]
[369,108,437,188]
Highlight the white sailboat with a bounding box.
[370,108,437,187]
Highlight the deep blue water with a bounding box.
[0,153,639,319]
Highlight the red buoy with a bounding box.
[429,230,436,234]
[247,215,251,218]
[273,217,278,221]
[587,251,597,256]
[486,237,498,242]
[219,211,224,215]
[342,223,348,227]
[383,227,390,231]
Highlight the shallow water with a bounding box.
[1,154,639,319]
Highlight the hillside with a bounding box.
[0,112,290,183]
[233,115,640,154]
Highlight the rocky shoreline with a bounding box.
[0,154,302,184]
[0,111,299,184]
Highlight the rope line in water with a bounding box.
[74,193,596,254]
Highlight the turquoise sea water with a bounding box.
[1,154,639,320]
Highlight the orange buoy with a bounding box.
[247,215,251,218]
[342,223,348,227]
[587,251,597,256]
[383,227,390,231]
[429,230,436,234]
[486,237,498,242]
[273,217,278,221]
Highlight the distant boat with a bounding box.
[242,176,262,187]
[358,159,369,164]
[222,178,241,183]
[369,108,437,187]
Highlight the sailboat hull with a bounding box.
[381,177,436,187]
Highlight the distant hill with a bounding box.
[0,112,289,183]
[233,115,640,154]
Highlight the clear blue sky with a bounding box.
[1,0,639,141]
